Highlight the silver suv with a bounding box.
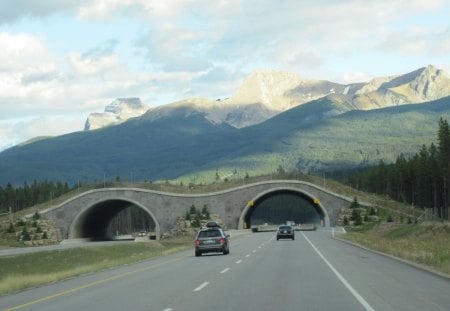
[194,228,230,256]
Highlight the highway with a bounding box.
[1,230,449,311]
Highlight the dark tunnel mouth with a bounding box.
[69,199,158,241]
[242,189,326,229]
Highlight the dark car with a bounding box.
[205,221,221,228]
[276,225,295,240]
[195,227,230,256]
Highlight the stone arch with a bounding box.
[238,187,330,229]
[68,198,160,240]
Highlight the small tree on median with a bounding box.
[349,197,360,209]
[21,228,31,241]
[32,212,40,220]
[201,205,210,220]
[351,209,363,226]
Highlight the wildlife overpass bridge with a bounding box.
[41,180,357,240]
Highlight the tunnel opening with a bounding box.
[243,190,326,229]
[69,199,157,241]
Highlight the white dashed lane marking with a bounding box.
[220,268,230,274]
[193,282,209,292]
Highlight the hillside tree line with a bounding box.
[0,181,71,213]
[345,118,450,220]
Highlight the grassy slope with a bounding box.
[0,237,192,296]
[340,222,450,276]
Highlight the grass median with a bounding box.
[0,236,193,296]
[339,221,450,276]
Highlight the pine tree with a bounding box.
[349,197,360,209]
[438,118,450,220]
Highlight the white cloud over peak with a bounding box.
[0,0,449,150]
[0,32,50,70]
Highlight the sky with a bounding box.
[0,0,450,150]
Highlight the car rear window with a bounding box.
[198,230,222,238]
[279,226,291,230]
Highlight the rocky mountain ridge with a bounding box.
[85,65,450,130]
[2,94,450,186]
[84,98,149,130]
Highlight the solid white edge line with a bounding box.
[220,268,230,274]
[301,232,375,311]
[193,282,209,292]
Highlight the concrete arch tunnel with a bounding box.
[68,198,160,241]
[238,188,330,229]
[42,181,356,241]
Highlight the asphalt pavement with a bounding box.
[1,230,449,311]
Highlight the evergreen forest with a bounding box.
[344,118,450,220]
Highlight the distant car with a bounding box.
[205,221,221,228]
[195,227,230,256]
[138,231,147,237]
[276,225,295,240]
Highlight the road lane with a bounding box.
[1,230,449,311]
[0,231,266,311]
[304,230,450,311]
[178,231,365,311]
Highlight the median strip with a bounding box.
[4,257,183,311]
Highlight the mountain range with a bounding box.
[1,65,450,186]
[86,65,450,130]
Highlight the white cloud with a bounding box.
[0,0,450,150]
[0,115,84,151]
[0,31,155,120]
[76,0,196,20]
[68,52,120,76]
[0,32,50,71]
[339,72,372,84]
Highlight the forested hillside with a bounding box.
[344,118,450,220]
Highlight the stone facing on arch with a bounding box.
[42,181,358,240]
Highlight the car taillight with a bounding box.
[195,240,201,245]
[219,238,225,244]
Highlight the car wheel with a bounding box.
[195,250,201,257]
[292,236,295,240]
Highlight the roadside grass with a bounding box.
[0,236,192,296]
[340,222,450,275]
